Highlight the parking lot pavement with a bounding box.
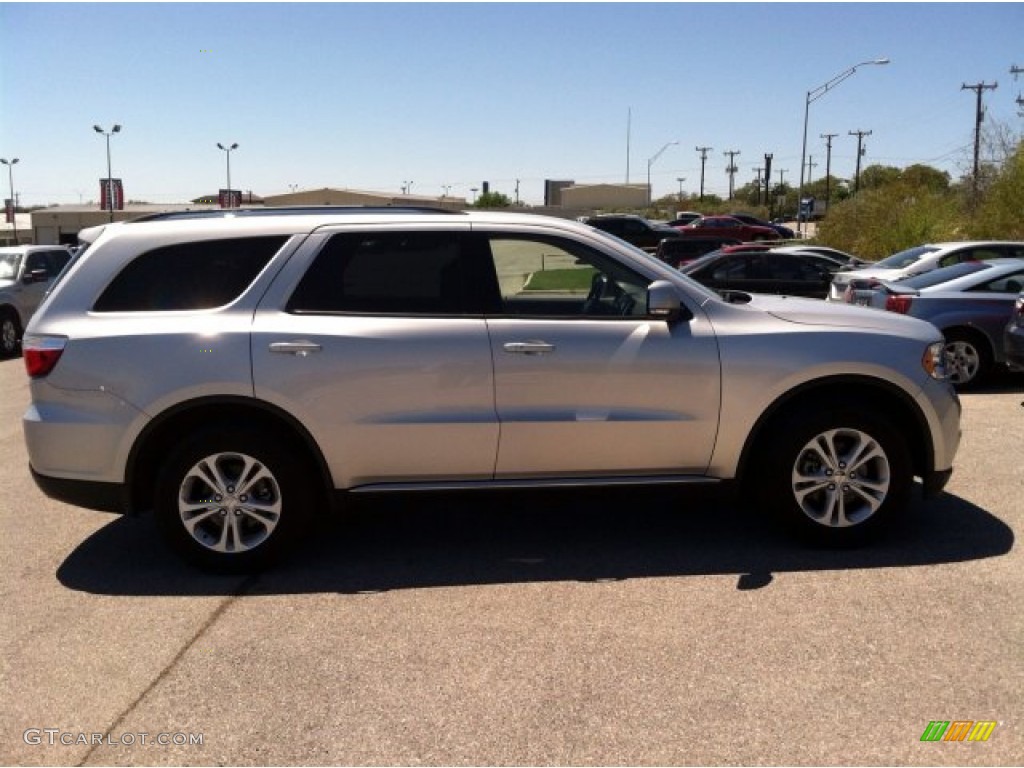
[2,355,1022,766]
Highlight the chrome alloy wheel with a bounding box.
[790,427,891,528]
[177,451,282,553]
[944,340,981,385]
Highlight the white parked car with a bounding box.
[827,241,1024,301]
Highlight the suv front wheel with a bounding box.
[155,428,312,572]
[760,406,912,545]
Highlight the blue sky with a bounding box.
[2,2,1022,206]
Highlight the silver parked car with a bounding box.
[0,245,73,357]
[842,258,1024,388]
[827,241,1024,301]
[22,208,961,571]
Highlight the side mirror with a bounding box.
[647,280,691,322]
[23,268,49,284]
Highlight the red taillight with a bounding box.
[885,295,913,314]
[23,335,67,378]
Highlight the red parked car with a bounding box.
[675,215,781,241]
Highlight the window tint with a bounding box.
[485,234,651,318]
[288,231,465,314]
[25,251,51,273]
[710,257,749,280]
[902,261,989,289]
[875,245,938,269]
[47,250,71,275]
[94,236,286,312]
[973,270,1024,293]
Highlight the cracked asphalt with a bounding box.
[2,356,1021,766]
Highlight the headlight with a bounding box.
[922,341,948,380]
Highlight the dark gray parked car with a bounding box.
[843,258,1024,388]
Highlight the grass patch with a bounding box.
[524,267,596,292]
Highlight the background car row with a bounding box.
[840,259,1024,387]
[579,218,1024,390]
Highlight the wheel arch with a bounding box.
[125,396,334,516]
[736,375,935,490]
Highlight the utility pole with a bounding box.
[849,130,872,193]
[806,156,816,185]
[777,169,789,218]
[961,81,998,195]
[723,149,740,200]
[763,153,773,217]
[1013,66,1024,115]
[753,168,763,205]
[695,146,713,200]
[820,132,838,211]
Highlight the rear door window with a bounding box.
[287,231,468,315]
[93,236,287,311]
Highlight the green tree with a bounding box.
[857,165,901,192]
[968,139,1024,239]
[472,191,511,208]
[900,164,950,192]
[816,181,961,259]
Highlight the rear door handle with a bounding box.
[503,341,556,355]
[269,341,322,357]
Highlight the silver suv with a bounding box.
[0,245,73,357]
[23,208,961,571]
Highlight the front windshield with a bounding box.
[0,252,22,280]
[874,245,939,269]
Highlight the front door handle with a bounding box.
[503,341,556,355]
[269,341,322,357]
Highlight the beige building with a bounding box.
[559,183,650,210]
[1,213,32,245]
[262,187,467,210]
[29,204,219,245]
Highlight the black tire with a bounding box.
[0,310,20,358]
[155,428,313,573]
[943,328,992,390]
[758,405,912,547]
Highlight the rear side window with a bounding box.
[287,231,465,314]
[94,236,286,311]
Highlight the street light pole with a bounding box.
[93,124,122,222]
[646,140,678,205]
[797,58,888,236]
[217,143,239,208]
[0,158,18,243]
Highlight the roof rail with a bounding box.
[127,206,466,223]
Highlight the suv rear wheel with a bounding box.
[760,406,912,545]
[155,428,312,572]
